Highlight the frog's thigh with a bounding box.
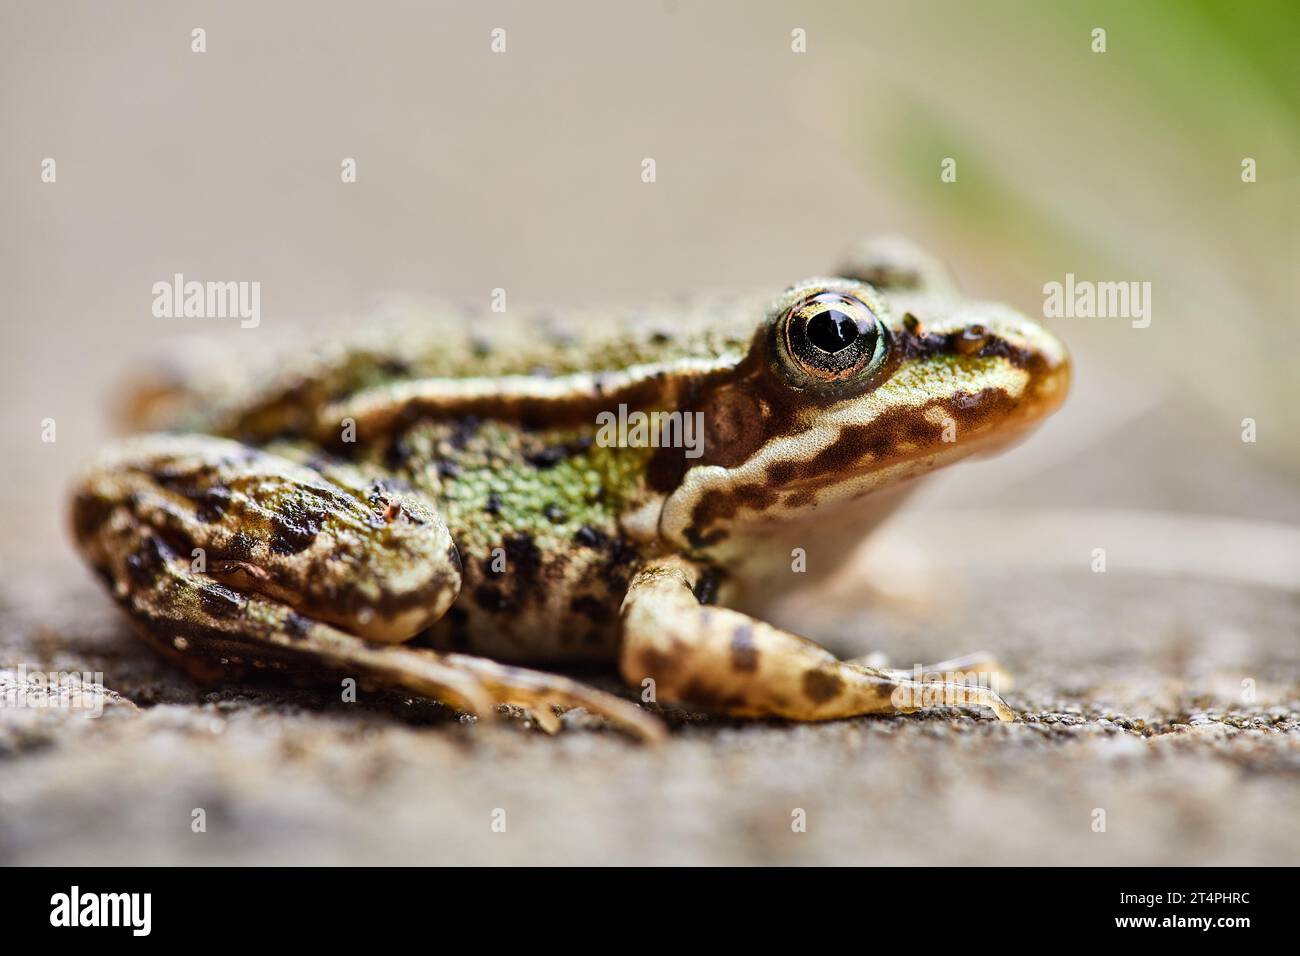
[619,558,1015,722]
[72,433,462,642]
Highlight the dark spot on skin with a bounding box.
[646,444,687,493]
[153,471,232,523]
[384,437,412,470]
[484,493,502,515]
[730,624,759,672]
[544,504,566,523]
[602,538,641,592]
[802,668,844,704]
[679,679,746,713]
[692,569,720,606]
[125,535,168,588]
[766,461,797,485]
[570,594,612,622]
[473,584,513,612]
[942,387,1018,432]
[685,484,774,546]
[574,525,608,549]
[225,532,256,561]
[434,606,472,651]
[525,445,570,469]
[449,417,481,450]
[649,331,672,345]
[782,491,815,509]
[268,500,324,556]
[636,646,677,681]
[283,613,314,641]
[504,533,542,582]
[200,583,244,618]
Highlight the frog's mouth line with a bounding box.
[665,409,1037,550]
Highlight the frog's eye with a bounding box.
[776,291,889,386]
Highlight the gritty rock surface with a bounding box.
[2,557,1296,866]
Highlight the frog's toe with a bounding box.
[440,654,666,742]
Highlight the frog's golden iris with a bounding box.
[775,290,889,388]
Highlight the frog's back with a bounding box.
[125,294,765,440]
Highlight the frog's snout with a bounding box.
[1012,317,1071,422]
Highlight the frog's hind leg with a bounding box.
[71,434,664,741]
[619,558,1015,723]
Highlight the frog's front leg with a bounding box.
[71,434,664,740]
[620,558,1015,722]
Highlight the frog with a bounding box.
[69,237,1069,741]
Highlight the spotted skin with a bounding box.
[70,237,1068,738]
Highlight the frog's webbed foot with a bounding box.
[619,558,1016,723]
[71,434,663,741]
[835,236,956,294]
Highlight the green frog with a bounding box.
[70,238,1069,741]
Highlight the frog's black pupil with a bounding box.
[807,309,860,353]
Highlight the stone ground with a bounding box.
[2,550,1296,865]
